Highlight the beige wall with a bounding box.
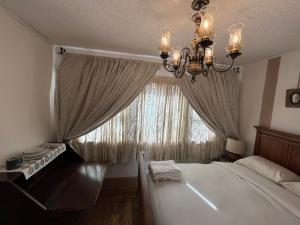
[239,49,300,155]
[271,50,300,134]
[0,8,52,165]
[239,60,268,155]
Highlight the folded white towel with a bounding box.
[149,160,182,182]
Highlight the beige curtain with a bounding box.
[177,70,240,140]
[55,53,160,142]
[71,78,222,163]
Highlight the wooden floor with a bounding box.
[76,178,138,225]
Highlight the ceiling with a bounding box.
[0,0,300,65]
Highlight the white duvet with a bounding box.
[147,162,300,225]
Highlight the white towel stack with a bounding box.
[149,160,182,182]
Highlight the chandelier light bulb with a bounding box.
[171,46,182,66]
[226,23,245,53]
[203,20,209,29]
[160,27,172,53]
[233,35,238,43]
[205,47,214,65]
[197,5,216,40]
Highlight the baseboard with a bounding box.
[101,177,138,194]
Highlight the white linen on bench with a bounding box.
[149,160,182,182]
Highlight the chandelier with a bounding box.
[159,0,245,82]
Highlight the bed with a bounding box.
[138,126,300,225]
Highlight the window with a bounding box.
[77,79,216,161]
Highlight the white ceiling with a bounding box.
[0,0,300,64]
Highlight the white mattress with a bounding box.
[147,162,300,225]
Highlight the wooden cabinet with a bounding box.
[0,148,106,225]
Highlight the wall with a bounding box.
[0,8,53,165]
[271,50,300,134]
[239,49,300,155]
[239,60,268,155]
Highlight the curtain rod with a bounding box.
[56,45,241,72]
[55,45,161,63]
[58,47,66,55]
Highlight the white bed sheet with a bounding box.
[147,162,300,225]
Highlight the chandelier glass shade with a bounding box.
[159,0,245,82]
[197,5,215,40]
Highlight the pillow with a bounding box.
[281,182,300,198]
[235,156,300,183]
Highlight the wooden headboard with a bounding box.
[254,126,300,175]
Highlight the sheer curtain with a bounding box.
[71,78,222,163]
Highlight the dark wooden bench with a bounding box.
[0,147,106,225]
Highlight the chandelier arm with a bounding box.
[199,48,209,77]
[173,48,191,78]
[174,63,185,78]
[212,58,235,73]
[181,48,191,71]
[202,68,209,77]
[163,62,176,73]
[174,58,184,78]
[177,51,184,69]
[181,47,192,60]
[175,69,185,78]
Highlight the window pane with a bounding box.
[79,80,215,149]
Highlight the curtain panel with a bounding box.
[71,78,223,163]
[55,53,160,142]
[177,70,240,140]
